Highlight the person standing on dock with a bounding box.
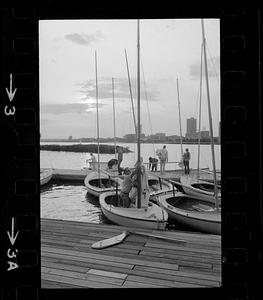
[87,153,97,171]
[148,157,152,170]
[116,146,123,175]
[183,148,191,175]
[158,145,168,174]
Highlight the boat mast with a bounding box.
[197,42,204,180]
[95,51,100,179]
[112,77,117,159]
[176,78,183,158]
[201,19,219,210]
[137,19,141,208]
[125,49,137,137]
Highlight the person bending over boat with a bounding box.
[151,157,158,171]
[107,158,118,170]
[119,168,132,208]
[148,157,153,170]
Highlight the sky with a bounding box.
[39,18,220,139]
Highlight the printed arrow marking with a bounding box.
[7,218,19,245]
[5,74,17,102]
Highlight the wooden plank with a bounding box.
[42,273,121,288]
[41,237,141,255]
[147,239,221,251]
[41,233,147,252]
[42,218,152,233]
[139,248,221,263]
[41,231,146,249]
[42,251,135,269]
[152,229,221,242]
[133,265,221,282]
[139,249,221,264]
[87,269,128,280]
[40,218,222,289]
[41,256,220,288]
[41,218,219,243]
[41,256,132,276]
[138,242,221,258]
[178,265,221,277]
[123,265,217,287]
[42,243,179,268]
[126,274,200,288]
[147,234,221,248]
[42,260,90,274]
[41,218,221,248]
[41,246,179,271]
[138,251,213,269]
[144,241,221,255]
[41,229,221,253]
[122,281,167,288]
[42,266,125,286]
[41,279,80,289]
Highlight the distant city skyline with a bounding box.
[41,116,220,141]
[41,116,219,138]
[40,19,220,139]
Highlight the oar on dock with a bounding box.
[91,230,185,249]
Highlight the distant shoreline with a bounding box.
[40,139,221,145]
[40,143,132,154]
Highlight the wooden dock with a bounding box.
[43,167,218,183]
[41,218,221,288]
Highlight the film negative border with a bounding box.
[0,7,40,300]
[0,7,261,300]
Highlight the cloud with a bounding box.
[64,31,104,46]
[189,57,220,80]
[41,102,105,115]
[77,77,159,102]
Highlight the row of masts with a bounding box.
[94,19,219,210]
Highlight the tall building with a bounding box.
[199,130,210,139]
[186,117,197,139]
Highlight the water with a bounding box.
[40,141,221,171]
[40,142,221,228]
[41,181,111,224]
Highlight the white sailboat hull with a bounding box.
[180,175,221,205]
[100,190,168,230]
[40,169,53,186]
[147,175,173,197]
[157,191,221,235]
[84,171,122,197]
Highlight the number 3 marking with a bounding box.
[4,106,15,116]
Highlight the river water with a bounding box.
[40,142,221,229]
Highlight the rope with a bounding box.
[141,59,155,155]
[206,43,220,127]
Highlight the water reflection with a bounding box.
[41,182,105,224]
[41,182,194,230]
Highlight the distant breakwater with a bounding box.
[40,144,132,154]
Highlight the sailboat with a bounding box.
[99,20,168,230]
[179,29,221,205]
[157,19,221,235]
[40,168,53,186]
[176,78,184,169]
[180,175,221,204]
[124,47,173,198]
[84,53,122,197]
[147,175,173,197]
